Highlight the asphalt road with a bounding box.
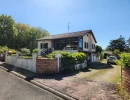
[0,68,63,100]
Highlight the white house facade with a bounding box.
[37,30,97,62]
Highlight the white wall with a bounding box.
[38,40,52,55]
[83,33,96,52]
[75,60,87,70]
[83,34,89,51]
[5,52,37,72]
[91,35,96,52]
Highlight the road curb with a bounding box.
[30,80,76,100]
[0,65,76,100]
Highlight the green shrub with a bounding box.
[115,53,130,68]
[8,49,17,54]
[33,48,38,53]
[72,52,86,63]
[47,51,87,73]
[0,46,8,54]
[46,51,61,58]
[21,48,30,55]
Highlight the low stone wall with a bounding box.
[36,59,58,74]
[75,60,87,70]
[122,68,130,93]
[0,54,5,61]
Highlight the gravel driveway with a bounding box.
[34,60,123,100]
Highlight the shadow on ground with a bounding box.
[89,62,114,70]
[0,61,114,81]
[0,62,92,81]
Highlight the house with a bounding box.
[37,30,97,62]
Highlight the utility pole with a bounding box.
[68,22,71,33]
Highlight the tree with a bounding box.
[107,35,127,52]
[0,14,17,48]
[27,27,49,53]
[96,45,102,53]
[113,49,120,55]
[15,23,30,50]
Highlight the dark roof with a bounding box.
[37,30,97,43]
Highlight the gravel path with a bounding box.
[34,60,123,100]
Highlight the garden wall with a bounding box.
[36,59,58,74]
[122,68,130,93]
[5,52,37,72]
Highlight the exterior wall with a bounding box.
[5,52,37,72]
[91,35,96,52]
[122,68,130,93]
[83,33,96,52]
[75,60,87,70]
[91,53,96,62]
[83,34,89,51]
[38,40,52,55]
[36,59,58,74]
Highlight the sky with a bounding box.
[0,0,130,49]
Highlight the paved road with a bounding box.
[0,68,63,100]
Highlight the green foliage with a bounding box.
[0,14,50,52]
[20,48,30,55]
[96,45,102,53]
[72,52,87,63]
[107,35,127,52]
[32,48,38,53]
[47,51,87,73]
[115,53,130,68]
[46,51,61,58]
[113,49,120,55]
[8,49,17,54]
[0,14,17,48]
[0,46,8,53]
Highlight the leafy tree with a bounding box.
[27,27,49,53]
[0,14,49,52]
[0,14,17,48]
[107,35,126,52]
[15,23,30,50]
[113,49,120,58]
[96,45,102,53]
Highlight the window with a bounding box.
[84,42,87,48]
[40,43,48,49]
[92,44,95,49]
[87,43,88,48]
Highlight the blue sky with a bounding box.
[0,0,130,49]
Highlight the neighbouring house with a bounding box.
[37,30,97,62]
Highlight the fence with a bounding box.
[5,51,88,73]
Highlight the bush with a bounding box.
[21,48,30,55]
[46,51,61,58]
[72,52,86,63]
[0,46,8,54]
[8,49,17,54]
[33,48,38,53]
[115,53,130,68]
[47,51,87,73]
